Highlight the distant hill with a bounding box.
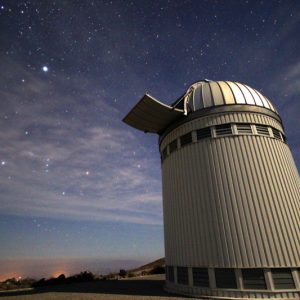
[128,258,165,276]
[0,258,166,291]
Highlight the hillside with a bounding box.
[128,258,165,276]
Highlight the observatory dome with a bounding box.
[173,80,278,114]
[123,79,278,134]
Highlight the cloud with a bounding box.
[0,57,163,225]
[283,62,300,95]
[264,61,300,171]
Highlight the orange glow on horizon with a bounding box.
[0,270,70,282]
[51,270,68,278]
[0,272,21,282]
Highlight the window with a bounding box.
[180,132,193,147]
[272,128,281,140]
[166,266,174,282]
[193,268,209,287]
[272,269,295,289]
[169,139,177,154]
[197,127,211,140]
[256,124,270,136]
[242,269,267,290]
[215,124,232,136]
[177,267,189,285]
[215,268,237,289]
[236,123,252,134]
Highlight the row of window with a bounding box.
[161,123,286,162]
[166,266,298,290]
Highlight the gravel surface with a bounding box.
[0,275,190,300]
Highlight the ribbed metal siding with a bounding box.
[161,114,300,269]
[160,112,283,151]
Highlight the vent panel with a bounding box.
[166,266,174,282]
[256,124,270,136]
[169,139,177,154]
[180,132,193,147]
[236,123,252,134]
[215,124,232,136]
[197,127,211,140]
[272,128,282,140]
[177,267,189,285]
[215,268,237,289]
[161,147,168,161]
[193,268,209,287]
[242,269,267,290]
[282,134,287,143]
[272,269,295,289]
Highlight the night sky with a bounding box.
[0,1,299,280]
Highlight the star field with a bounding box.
[0,0,299,279]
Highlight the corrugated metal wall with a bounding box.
[160,112,283,150]
[161,111,300,269]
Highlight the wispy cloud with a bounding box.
[265,61,300,170]
[283,62,300,95]
[0,58,163,225]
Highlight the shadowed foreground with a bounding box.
[0,275,189,300]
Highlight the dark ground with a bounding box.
[0,275,190,300]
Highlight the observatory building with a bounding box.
[123,80,300,299]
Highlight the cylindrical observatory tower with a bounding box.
[123,80,300,299]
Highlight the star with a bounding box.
[85,171,90,176]
[1,161,6,165]
[42,66,49,72]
